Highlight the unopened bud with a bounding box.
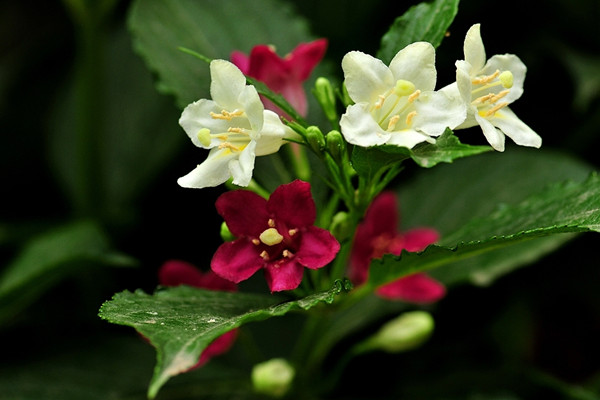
[329,211,352,241]
[220,221,235,242]
[305,126,326,154]
[325,130,346,161]
[314,77,338,123]
[251,358,295,397]
[360,311,434,353]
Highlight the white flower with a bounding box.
[443,24,542,152]
[177,60,296,188]
[339,42,465,149]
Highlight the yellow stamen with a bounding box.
[210,109,244,120]
[387,115,400,131]
[472,70,500,85]
[260,250,270,260]
[374,94,386,109]
[472,93,496,105]
[252,239,260,245]
[227,127,247,134]
[288,228,298,236]
[490,89,510,104]
[484,102,509,117]
[405,110,417,126]
[218,142,240,151]
[408,90,421,102]
[259,228,284,246]
[282,249,293,258]
[268,219,276,228]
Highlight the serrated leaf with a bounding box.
[128,0,315,108]
[99,281,348,398]
[367,173,600,289]
[377,0,460,64]
[351,129,490,179]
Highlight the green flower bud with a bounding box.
[361,311,434,353]
[220,221,235,242]
[314,77,338,123]
[329,211,352,241]
[325,130,346,162]
[305,125,326,155]
[251,358,295,398]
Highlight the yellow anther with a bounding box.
[210,109,244,120]
[227,127,247,134]
[252,238,260,245]
[483,102,509,117]
[288,228,298,236]
[218,142,241,151]
[394,80,416,97]
[472,70,500,85]
[268,219,276,228]
[490,89,510,103]
[472,93,496,105]
[282,249,293,258]
[374,94,386,109]
[196,128,212,147]
[408,90,421,102]
[259,228,284,246]
[260,250,270,260]
[499,71,513,88]
[387,115,400,131]
[405,110,417,126]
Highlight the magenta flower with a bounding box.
[211,180,340,292]
[231,39,328,117]
[349,192,446,303]
[158,260,238,367]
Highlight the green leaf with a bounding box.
[0,220,135,325]
[99,281,349,398]
[128,0,316,108]
[351,129,490,179]
[377,0,460,64]
[367,172,600,289]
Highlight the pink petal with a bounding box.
[264,259,305,292]
[401,228,440,252]
[196,329,238,367]
[285,38,328,81]
[296,226,340,269]
[158,259,205,287]
[246,45,288,91]
[230,50,250,74]
[216,189,269,238]
[267,180,315,228]
[363,192,399,237]
[278,81,308,117]
[376,273,446,303]
[211,239,263,284]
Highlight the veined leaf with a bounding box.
[99,281,349,398]
[367,173,600,289]
[377,0,460,64]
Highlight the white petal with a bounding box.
[413,90,467,136]
[483,54,526,103]
[490,107,542,148]
[455,60,475,102]
[463,24,486,71]
[177,148,237,188]
[475,113,505,151]
[385,129,432,148]
[389,42,436,91]
[340,103,390,147]
[179,99,228,148]
[254,110,294,156]
[209,60,250,109]
[229,141,257,187]
[342,51,394,104]
[238,84,264,131]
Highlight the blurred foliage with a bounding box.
[0,0,599,398]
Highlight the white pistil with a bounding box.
[259,228,284,246]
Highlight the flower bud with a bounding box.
[251,358,295,397]
[329,211,352,241]
[325,130,346,162]
[361,311,434,353]
[220,221,235,242]
[305,126,326,154]
[313,77,338,123]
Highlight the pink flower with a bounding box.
[158,260,238,367]
[349,192,446,303]
[231,39,328,117]
[211,180,340,292]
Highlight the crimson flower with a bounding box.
[349,192,446,303]
[211,180,340,292]
[158,260,238,367]
[230,39,328,117]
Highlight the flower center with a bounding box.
[371,79,421,133]
[470,70,513,118]
[252,219,300,263]
[196,109,250,152]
